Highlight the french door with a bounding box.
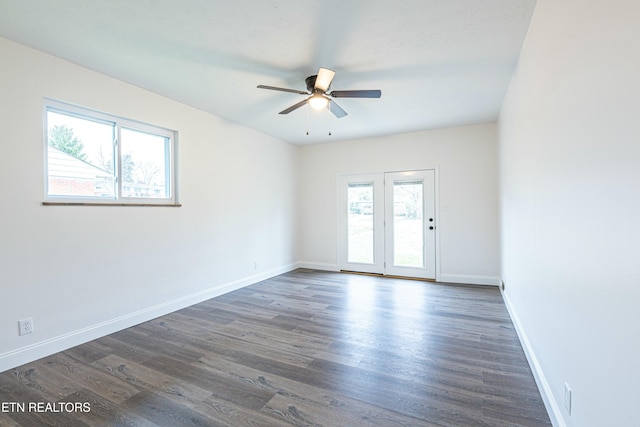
[337,170,436,279]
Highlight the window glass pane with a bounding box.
[347,183,374,264]
[47,111,115,198]
[393,180,424,267]
[120,128,170,199]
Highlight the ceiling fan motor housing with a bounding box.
[306,75,320,93]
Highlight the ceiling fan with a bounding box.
[257,68,381,118]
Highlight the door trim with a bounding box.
[337,168,440,281]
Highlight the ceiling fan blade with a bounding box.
[328,100,348,118]
[314,68,336,92]
[329,89,382,98]
[257,85,308,95]
[279,98,311,115]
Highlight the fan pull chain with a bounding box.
[306,103,309,136]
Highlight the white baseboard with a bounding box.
[296,261,339,272]
[438,273,501,286]
[501,290,565,427]
[296,267,499,287]
[0,263,298,373]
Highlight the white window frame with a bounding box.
[43,99,179,206]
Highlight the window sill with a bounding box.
[42,202,182,207]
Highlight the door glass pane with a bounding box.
[347,183,374,263]
[393,180,424,267]
[120,128,170,198]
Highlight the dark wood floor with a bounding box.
[0,269,551,426]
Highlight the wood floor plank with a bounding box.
[118,390,219,427]
[263,392,436,427]
[138,317,316,369]
[92,354,285,427]
[6,363,83,402]
[141,355,275,412]
[0,413,22,427]
[220,319,333,354]
[0,269,551,426]
[196,353,435,427]
[39,353,141,405]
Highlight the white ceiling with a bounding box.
[0,0,536,145]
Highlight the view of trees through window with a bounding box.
[49,124,88,161]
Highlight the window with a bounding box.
[44,99,178,205]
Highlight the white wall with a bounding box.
[498,0,640,425]
[0,38,298,371]
[298,123,500,285]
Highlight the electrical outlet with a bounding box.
[19,318,33,336]
[564,383,572,415]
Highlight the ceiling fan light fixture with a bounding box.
[308,94,329,110]
[258,68,380,118]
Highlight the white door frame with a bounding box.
[337,168,439,280]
